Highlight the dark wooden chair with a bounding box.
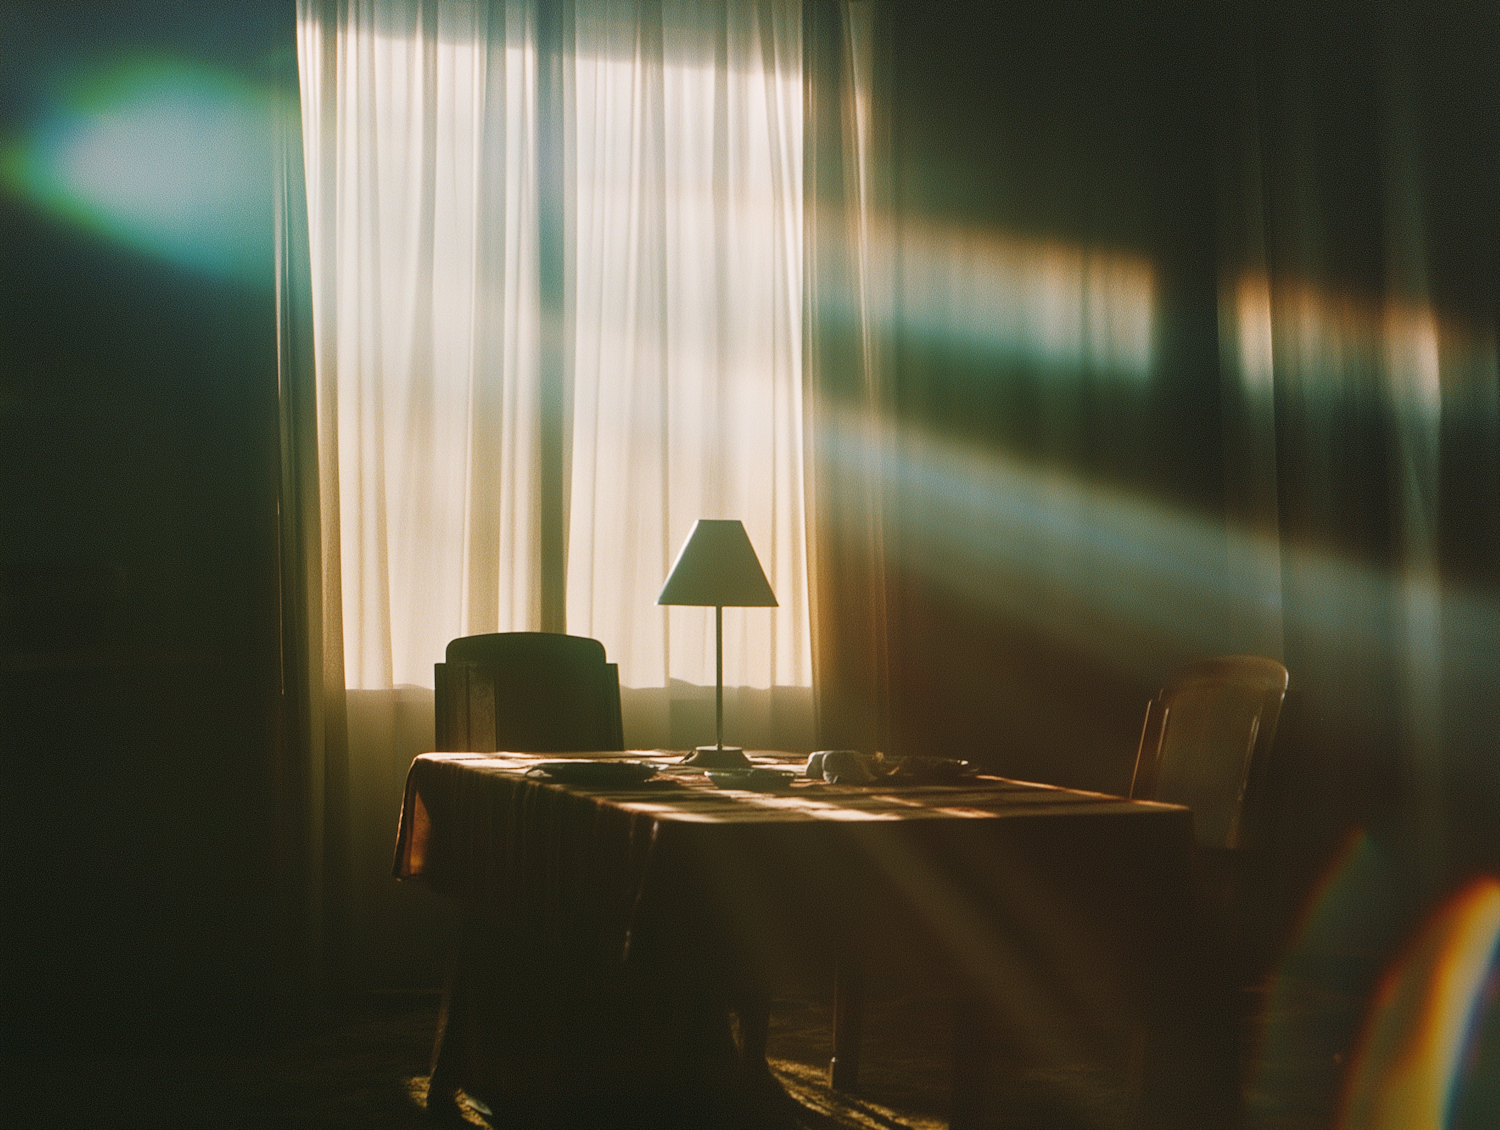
[428,632,627,1119]
[1130,654,1291,965]
[1128,654,1290,987]
[434,630,624,753]
[427,633,774,1121]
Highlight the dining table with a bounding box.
[394,750,1224,1129]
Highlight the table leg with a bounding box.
[426,927,470,1117]
[828,957,866,1091]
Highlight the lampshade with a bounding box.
[657,520,778,608]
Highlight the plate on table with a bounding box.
[527,760,658,787]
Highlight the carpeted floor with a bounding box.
[0,990,951,1130]
[0,976,1363,1130]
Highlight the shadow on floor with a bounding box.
[0,974,1364,1129]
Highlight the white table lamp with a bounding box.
[658,519,778,768]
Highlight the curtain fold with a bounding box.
[276,31,348,1007]
[298,0,812,713]
[876,5,1216,789]
[296,0,547,993]
[1204,9,1500,1111]
[300,0,545,691]
[566,0,811,715]
[1220,0,1500,908]
[802,0,889,753]
[1213,4,1285,665]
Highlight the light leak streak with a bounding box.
[1247,273,1461,422]
[826,257,1499,699]
[1229,270,1487,876]
[825,405,1255,678]
[821,806,1128,1127]
[817,402,1500,701]
[897,218,1157,384]
[1235,273,1277,399]
[716,793,904,819]
[0,57,278,282]
[1249,831,1400,1115]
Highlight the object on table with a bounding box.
[707,767,797,791]
[526,760,659,786]
[882,755,979,783]
[819,750,875,785]
[657,520,778,769]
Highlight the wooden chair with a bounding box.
[1128,654,1291,989]
[428,633,782,1120]
[829,656,1290,1124]
[1127,655,1290,1126]
[1129,654,1288,853]
[434,631,624,752]
[427,632,625,1118]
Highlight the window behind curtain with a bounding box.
[299,0,810,727]
[567,1,808,697]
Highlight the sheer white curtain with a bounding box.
[298,0,811,753]
[568,2,810,745]
[300,0,544,691]
[298,0,548,991]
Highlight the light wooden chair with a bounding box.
[1126,654,1290,1127]
[828,657,1291,1128]
[1129,654,1289,853]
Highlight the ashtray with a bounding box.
[707,768,797,792]
[883,756,977,783]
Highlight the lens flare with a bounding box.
[1340,877,1500,1130]
[0,56,277,282]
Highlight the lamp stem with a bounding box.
[715,605,724,750]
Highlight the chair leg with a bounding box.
[735,976,773,1084]
[949,991,991,1130]
[828,957,866,1091]
[1124,1027,1148,1130]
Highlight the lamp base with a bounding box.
[682,745,752,769]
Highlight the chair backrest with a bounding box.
[1129,655,1288,850]
[434,632,625,753]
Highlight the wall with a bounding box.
[883,0,1229,791]
[878,0,1500,976]
[0,2,291,1050]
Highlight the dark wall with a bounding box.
[884,0,1227,788]
[879,0,1500,966]
[0,3,291,1050]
